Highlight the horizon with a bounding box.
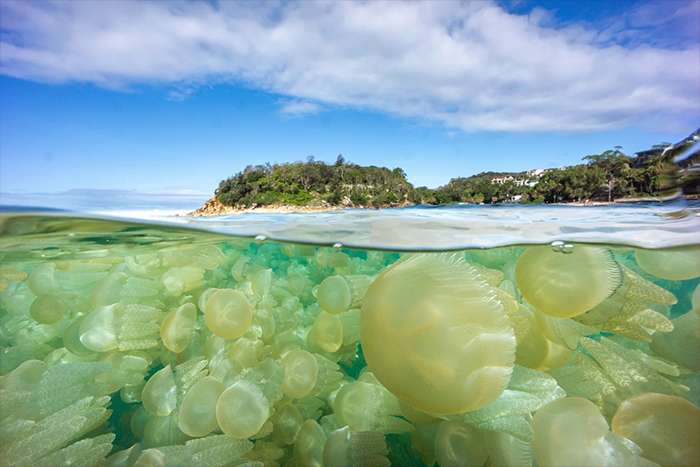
[1,0,699,197]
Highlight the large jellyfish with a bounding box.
[635,246,700,280]
[515,245,622,318]
[360,253,515,415]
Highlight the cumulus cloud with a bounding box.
[0,0,698,131]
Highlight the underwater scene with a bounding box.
[0,212,699,467]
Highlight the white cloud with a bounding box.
[278,99,323,117]
[0,0,698,131]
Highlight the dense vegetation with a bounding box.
[215,131,698,208]
[216,156,413,208]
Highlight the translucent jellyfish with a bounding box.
[434,421,487,467]
[650,308,700,371]
[228,337,264,370]
[178,376,224,438]
[281,349,319,399]
[30,294,67,324]
[533,397,657,467]
[635,246,700,280]
[271,403,305,445]
[293,420,326,467]
[612,393,700,467]
[323,426,390,467]
[361,253,515,415]
[160,303,197,353]
[216,380,270,439]
[27,262,58,296]
[142,365,177,417]
[79,303,163,352]
[216,359,283,440]
[251,268,272,298]
[203,289,253,340]
[515,245,622,318]
[162,266,204,296]
[317,274,373,314]
[332,371,413,434]
[307,311,343,353]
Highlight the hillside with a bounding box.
[213,156,413,209]
[192,129,698,214]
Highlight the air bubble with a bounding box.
[550,241,565,252]
[562,243,574,254]
[333,242,343,249]
[255,235,267,242]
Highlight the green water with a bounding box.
[0,214,698,467]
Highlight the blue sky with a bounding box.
[1,0,698,194]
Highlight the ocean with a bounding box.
[0,201,698,466]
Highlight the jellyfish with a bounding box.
[281,349,319,399]
[360,253,515,416]
[160,303,197,353]
[293,420,326,467]
[177,376,225,438]
[79,303,164,353]
[635,246,700,281]
[216,380,270,439]
[307,311,343,353]
[141,365,178,417]
[317,274,373,315]
[161,266,204,296]
[30,294,67,324]
[271,403,305,445]
[650,308,700,371]
[203,289,253,340]
[332,371,413,434]
[533,397,657,467]
[612,393,700,467]
[434,421,488,467]
[515,245,622,318]
[216,359,283,440]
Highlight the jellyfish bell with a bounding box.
[534,397,656,467]
[635,246,700,281]
[317,276,352,314]
[612,393,700,467]
[533,397,609,466]
[177,376,224,438]
[216,380,270,439]
[515,245,622,318]
[203,289,253,340]
[360,253,515,416]
[160,303,197,353]
[281,349,319,399]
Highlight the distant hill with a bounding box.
[197,129,699,213]
[214,156,413,209]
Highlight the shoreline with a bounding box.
[186,197,686,217]
[187,191,698,217]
